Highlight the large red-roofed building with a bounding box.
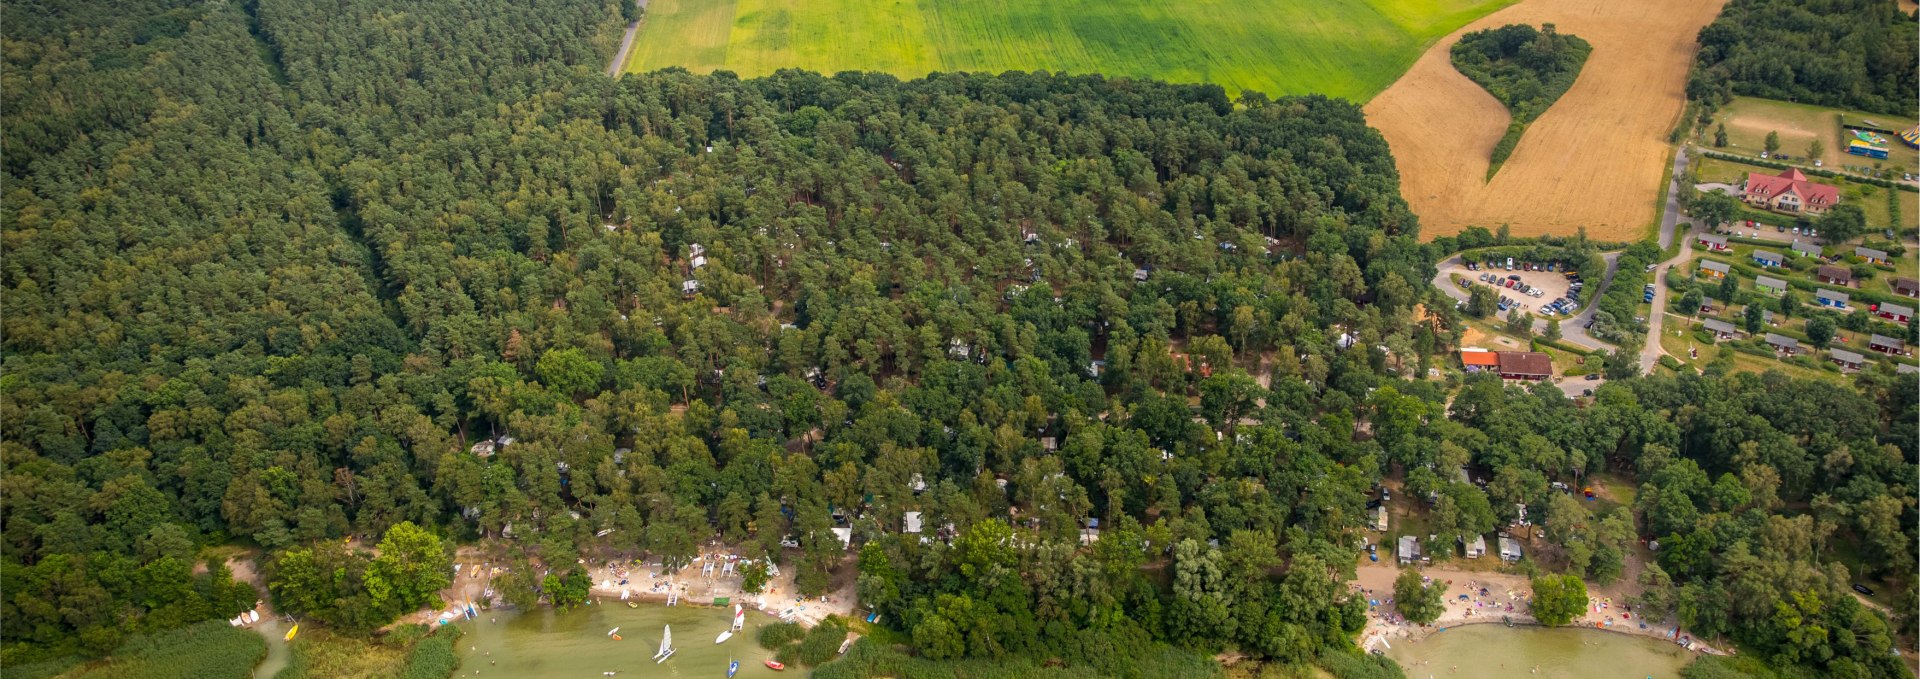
[1742,168,1839,215]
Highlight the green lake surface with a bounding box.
[251,616,291,678]
[1386,624,1694,679]
[453,602,787,678]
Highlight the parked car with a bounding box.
[1585,374,1601,381]
[1853,583,1874,596]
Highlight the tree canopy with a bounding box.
[1689,0,1919,116]
[1,0,1914,676]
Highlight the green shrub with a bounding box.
[399,625,462,679]
[758,621,805,650]
[1681,654,1778,679]
[808,636,1223,679]
[1659,355,1683,371]
[1318,648,1408,679]
[21,621,265,679]
[796,618,850,666]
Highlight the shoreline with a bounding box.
[419,547,858,631]
[1370,615,1725,656]
[1352,562,1727,658]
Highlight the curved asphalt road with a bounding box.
[1641,148,1695,373]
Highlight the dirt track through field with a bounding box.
[1367,0,1727,240]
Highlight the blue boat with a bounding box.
[727,658,739,678]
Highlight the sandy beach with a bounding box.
[1353,562,1725,656]
[422,543,856,629]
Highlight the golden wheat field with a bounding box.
[1366,0,1728,240]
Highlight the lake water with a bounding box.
[452,602,788,678]
[250,616,291,678]
[1386,624,1694,679]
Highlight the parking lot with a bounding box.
[1444,258,1589,320]
[1714,218,1821,247]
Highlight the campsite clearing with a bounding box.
[623,0,1517,102]
[1367,0,1726,240]
[1708,96,1919,175]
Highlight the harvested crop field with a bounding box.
[624,0,1517,102]
[1367,0,1727,240]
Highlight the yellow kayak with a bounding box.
[285,624,299,641]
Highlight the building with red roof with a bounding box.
[1460,350,1499,373]
[1742,168,1839,215]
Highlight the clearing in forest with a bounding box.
[1367,0,1727,240]
[1709,96,1919,174]
[623,0,1517,102]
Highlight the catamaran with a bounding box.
[652,625,676,663]
[732,603,745,631]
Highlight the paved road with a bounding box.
[605,0,647,77]
[1657,149,1691,249]
[1641,149,1696,373]
[1431,253,1620,353]
[1555,251,1620,352]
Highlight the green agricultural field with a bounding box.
[624,0,1517,101]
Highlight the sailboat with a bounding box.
[284,624,300,641]
[732,603,745,631]
[727,657,740,678]
[715,629,733,644]
[652,625,676,663]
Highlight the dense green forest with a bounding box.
[1448,23,1591,178]
[1688,0,1918,116]
[1,0,1913,677]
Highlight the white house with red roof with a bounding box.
[1742,168,1839,215]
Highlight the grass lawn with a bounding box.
[626,0,1518,101]
[1656,313,1848,383]
[1711,96,1919,176]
